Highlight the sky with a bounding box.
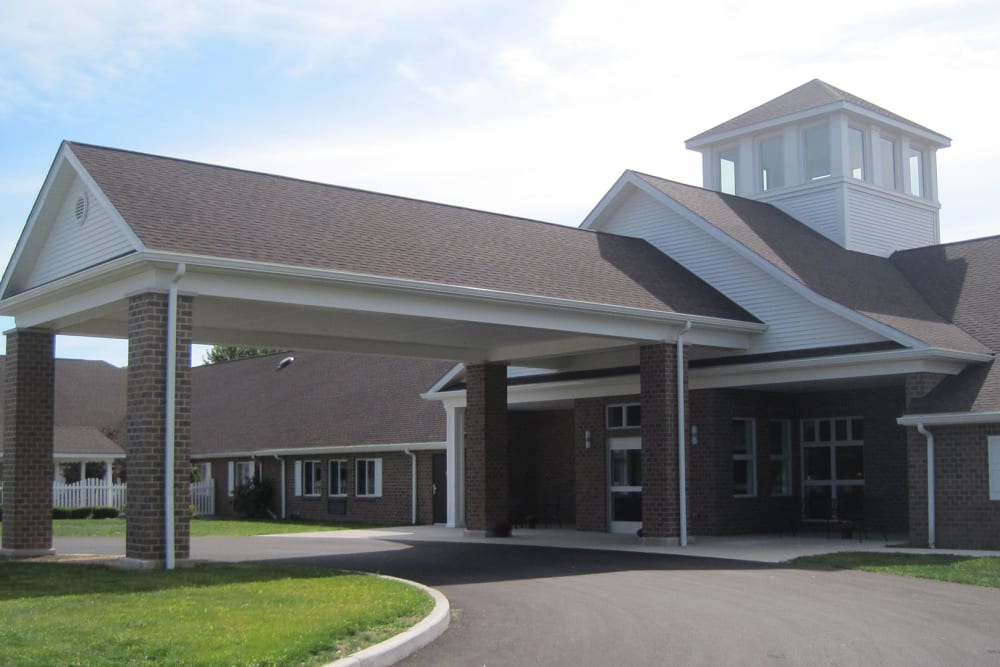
[1,0,998,367]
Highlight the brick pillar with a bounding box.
[126,292,193,563]
[640,343,680,538]
[903,373,945,547]
[1,329,55,556]
[464,363,508,535]
[575,398,608,531]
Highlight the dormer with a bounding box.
[685,80,951,257]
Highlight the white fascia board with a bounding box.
[62,145,146,249]
[191,441,446,460]
[580,171,633,230]
[426,363,466,395]
[53,453,126,460]
[897,412,1000,427]
[422,374,641,408]
[626,175,930,350]
[690,348,989,390]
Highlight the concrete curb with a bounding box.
[324,575,450,667]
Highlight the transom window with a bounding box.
[329,459,348,496]
[356,458,382,497]
[607,403,641,429]
[733,418,756,497]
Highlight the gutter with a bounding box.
[165,262,186,570]
[677,321,692,547]
[915,423,936,549]
[405,449,417,525]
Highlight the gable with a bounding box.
[591,186,891,355]
[3,146,140,297]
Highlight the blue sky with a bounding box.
[2,0,998,366]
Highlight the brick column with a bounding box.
[464,363,508,535]
[640,343,680,539]
[1,329,55,556]
[903,373,946,547]
[125,292,193,563]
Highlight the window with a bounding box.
[228,460,259,495]
[848,127,865,180]
[293,459,322,497]
[989,436,1000,501]
[907,147,925,197]
[356,459,382,497]
[801,418,864,519]
[718,147,739,195]
[759,135,784,191]
[803,124,830,181]
[768,420,791,496]
[607,403,641,429]
[733,418,756,497]
[329,459,348,496]
[876,137,896,188]
[194,462,212,482]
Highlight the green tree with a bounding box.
[202,346,278,364]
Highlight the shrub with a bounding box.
[70,507,92,519]
[53,507,74,519]
[91,506,119,519]
[231,478,275,519]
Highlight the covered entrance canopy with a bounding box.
[0,142,763,566]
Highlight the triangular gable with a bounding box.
[581,171,985,356]
[1,142,143,299]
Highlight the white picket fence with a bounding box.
[0,479,215,516]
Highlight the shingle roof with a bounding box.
[55,426,125,457]
[892,236,1000,414]
[632,172,989,355]
[68,142,756,323]
[686,79,946,145]
[191,351,455,456]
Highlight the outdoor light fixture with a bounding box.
[585,430,592,449]
[691,424,699,446]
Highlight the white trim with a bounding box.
[427,364,465,395]
[356,458,383,498]
[192,441,446,460]
[898,412,1000,427]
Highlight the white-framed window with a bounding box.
[733,418,756,497]
[768,419,792,496]
[293,459,322,497]
[718,146,739,195]
[803,123,831,181]
[876,136,896,189]
[759,135,784,191]
[988,436,1000,501]
[907,146,925,198]
[356,459,382,497]
[329,459,348,497]
[195,462,212,482]
[848,127,865,180]
[227,460,259,495]
[607,403,641,429]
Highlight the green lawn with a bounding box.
[0,561,432,666]
[0,518,372,538]
[792,552,1000,588]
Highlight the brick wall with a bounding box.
[464,363,508,534]
[929,424,1000,549]
[574,397,611,531]
[508,410,575,525]
[1,329,55,553]
[640,343,680,537]
[125,292,193,562]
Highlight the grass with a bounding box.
[0,560,433,667]
[792,552,1000,588]
[0,518,372,538]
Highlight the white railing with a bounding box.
[54,479,127,511]
[0,480,215,516]
[189,478,215,516]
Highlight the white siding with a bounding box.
[601,189,886,354]
[846,186,938,257]
[760,184,843,246]
[25,176,136,289]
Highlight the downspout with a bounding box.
[273,455,286,519]
[165,263,186,570]
[916,423,936,548]
[677,320,692,547]
[405,449,417,525]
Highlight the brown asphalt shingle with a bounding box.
[191,351,454,456]
[67,142,756,324]
[632,172,989,355]
[892,236,1000,414]
[686,79,946,144]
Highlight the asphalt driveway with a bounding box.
[55,534,1000,666]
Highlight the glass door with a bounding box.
[801,418,864,520]
[609,436,641,533]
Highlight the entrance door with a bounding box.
[609,436,641,533]
[801,417,864,520]
[432,452,447,524]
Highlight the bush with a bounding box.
[91,506,119,519]
[71,507,92,519]
[53,507,74,519]
[231,478,275,519]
